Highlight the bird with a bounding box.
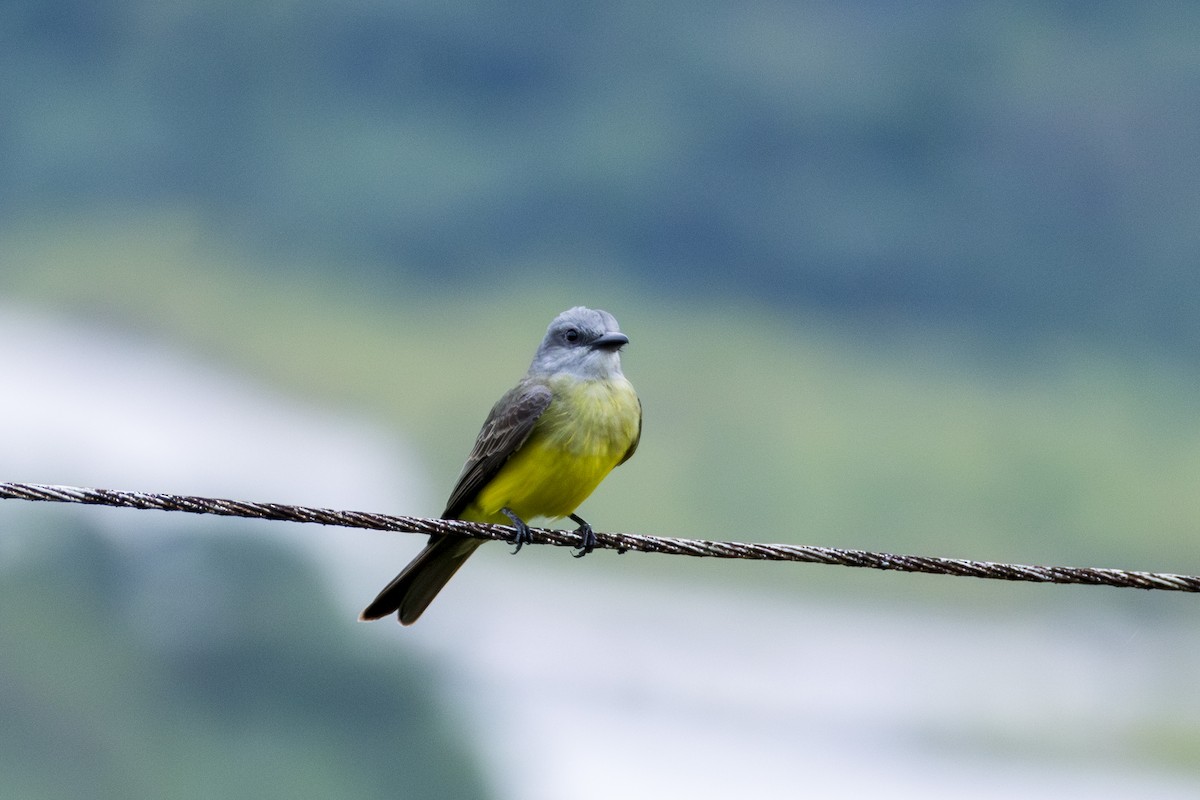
[360,306,641,624]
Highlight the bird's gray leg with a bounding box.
[501,507,532,554]
[569,513,597,558]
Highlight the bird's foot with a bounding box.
[570,513,597,558]
[502,507,532,554]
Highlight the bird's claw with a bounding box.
[502,508,532,554]
[570,514,597,558]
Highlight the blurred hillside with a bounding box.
[4,3,1200,796]
[3,2,1200,355]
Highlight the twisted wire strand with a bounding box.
[1,481,1196,593]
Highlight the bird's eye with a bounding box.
[564,328,580,343]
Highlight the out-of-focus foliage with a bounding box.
[3,2,1199,354]
[0,509,490,800]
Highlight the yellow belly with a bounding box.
[461,376,639,524]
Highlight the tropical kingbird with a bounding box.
[360,306,641,624]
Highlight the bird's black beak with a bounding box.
[591,331,629,350]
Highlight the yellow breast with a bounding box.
[464,375,640,524]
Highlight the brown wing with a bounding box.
[616,396,642,466]
[441,381,553,519]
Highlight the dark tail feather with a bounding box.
[359,535,484,625]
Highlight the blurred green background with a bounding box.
[2,1,1200,797]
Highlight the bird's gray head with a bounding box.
[528,306,629,380]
